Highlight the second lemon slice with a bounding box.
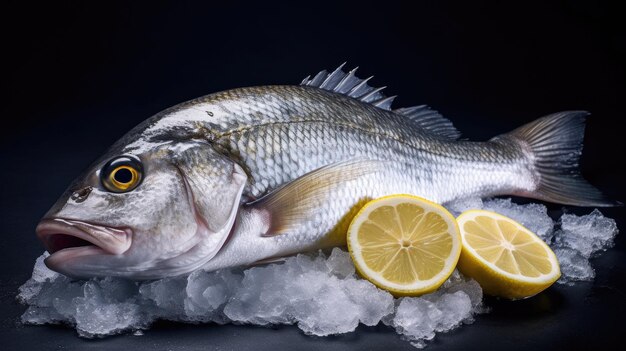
[456,210,560,299]
[347,194,461,296]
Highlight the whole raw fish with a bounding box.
[36,64,616,279]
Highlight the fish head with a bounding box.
[36,140,247,279]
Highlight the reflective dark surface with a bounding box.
[1,1,624,350]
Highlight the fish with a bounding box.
[36,64,618,279]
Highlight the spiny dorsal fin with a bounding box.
[394,105,461,140]
[301,62,390,107]
[301,63,461,140]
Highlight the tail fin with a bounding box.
[506,111,619,207]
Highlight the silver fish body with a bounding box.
[36,65,615,279]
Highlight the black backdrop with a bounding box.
[1,1,624,350]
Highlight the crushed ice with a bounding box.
[18,198,618,348]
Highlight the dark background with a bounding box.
[1,1,625,350]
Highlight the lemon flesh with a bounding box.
[347,194,461,296]
[456,210,561,299]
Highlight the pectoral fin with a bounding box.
[246,158,384,236]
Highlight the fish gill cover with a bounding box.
[18,198,618,349]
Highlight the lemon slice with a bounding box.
[456,210,560,299]
[347,194,461,296]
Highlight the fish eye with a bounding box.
[100,156,143,193]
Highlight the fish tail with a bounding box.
[505,111,620,207]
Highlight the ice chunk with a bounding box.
[554,209,618,258]
[552,209,618,283]
[17,252,59,303]
[383,271,483,348]
[223,248,394,335]
[442,271,484,308]
[183,269,242,323]
[73,282,144,338]
[325,247,356,278]
[20,271,146,337]
[553,247,595,283]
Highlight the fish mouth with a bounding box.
[36,218,132,267]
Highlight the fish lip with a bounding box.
[36,218,132,257]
